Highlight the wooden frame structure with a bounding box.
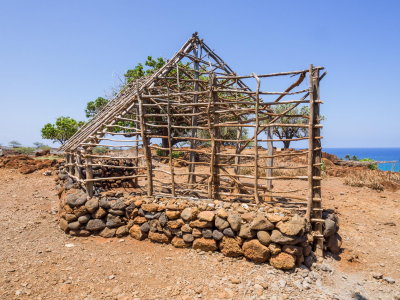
[61,33,326,255]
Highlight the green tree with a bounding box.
[41,116,85,145]
[124,56,166,83]
[269,104,324,149]
[85,97,109,119]
[9,140,21,148]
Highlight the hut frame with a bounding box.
[61,33,326,256]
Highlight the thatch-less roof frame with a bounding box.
[61,33,326,256]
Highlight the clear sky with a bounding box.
[1,0,399,148]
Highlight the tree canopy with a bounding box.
[85,97,109,119]
[41,116,85,145]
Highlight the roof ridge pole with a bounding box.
[188,38,200,186]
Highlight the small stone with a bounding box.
[167,219,184,229]
[66,192,87,207]
[133,216,147,224]
[371,272,383,279]
[283,245,303,257]
[215,216,230,231]
[212,230,224,241]
[99,198,111,209]
[141,203,159,212]
[227,213,241,231]
[266,213,285,223]
[183,234,194,243]
[129,224,146,240]
[242,239,270,263]
[198,211,215,222]
[238,224,255,239]
[216,208,228,219]
[100,227,116,238]
[172,237,191,248]
[166,210,181,220]
[270,230,305,245]
[251,215,274,231]
[109,209,125,216]
[68,221,81,230]
[223,228,235,237]
[268,243,281,255]
[220,237,243,257]
[116,226,128,237]
[65,213,77,222]
[202,229,213,239]
[181,224,192,233]
[189,220,212,228]
[159,212,167,226]
[140,222,150,233]
[192,228,202,237]
[257,231,271,246]
[193,238,217,252]
[86,219,106,231]
[324,219,337,237]
[383,277,395,284]
[59,219,69,232]
[180,207,199,221]
[111,199,126,210]
[327,233,342,254]
[65,243,75,248]
[92,207,107,219]
[148,232,169,243]
[230,278,241,284]
[276,215,305,236]
[270,252,296,270]
[106,214,124,228]
[85,198,99,213]
[149,219,162,232]
[78,214,91,224]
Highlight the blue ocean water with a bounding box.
[324,148,400,172]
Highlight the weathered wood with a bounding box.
[137,87,153,196]
[84,150,94,197]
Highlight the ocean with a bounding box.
[324,148,400,172]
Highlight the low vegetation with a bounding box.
[344,170,400,191]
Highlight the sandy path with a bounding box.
[0,168,399,299]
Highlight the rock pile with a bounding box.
[58,186,317,270]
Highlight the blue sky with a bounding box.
[0,0,399,148]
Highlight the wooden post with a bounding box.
[265,126,274,201]
[166,94,176,196]
[75,152,84,180]
[84,149,94,197]
[207,74,220,199]
[306,65,323,257]
[137,87,153,196]
[253,74,260,204]
[188,43,200,185]
[66,153,73,174]
[70,153,76,175]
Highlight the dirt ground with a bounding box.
[0,168,399,299]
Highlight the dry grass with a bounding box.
[344,170,400,191]
[239,157,308,177]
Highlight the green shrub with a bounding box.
[14,147,35,155]
[360,158,378,170]
[93,146,108,154]
[156,147,183,159]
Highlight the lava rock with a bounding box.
[257,231,271,246]
[242,239,270,263]
[220,237,243,257]
[86,219,106,231]
[269,252,296,270]
[193,238,217,252]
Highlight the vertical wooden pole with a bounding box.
[84,149,94,197]
[188,43,200,185]
[253,74,260,204]
[70,153,76,175]
[75,152,83,180]
[207,74,220,199]
[137,87,153,197]
[265,126,274,201]
[133,104,140,187]
[66,153,73,174]
[166,93,176,196]
[306,65,323,257]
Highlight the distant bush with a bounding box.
[156,148,183,159]
[14,147,35,155]
[93,146,108,154]
[359,158,378,170]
